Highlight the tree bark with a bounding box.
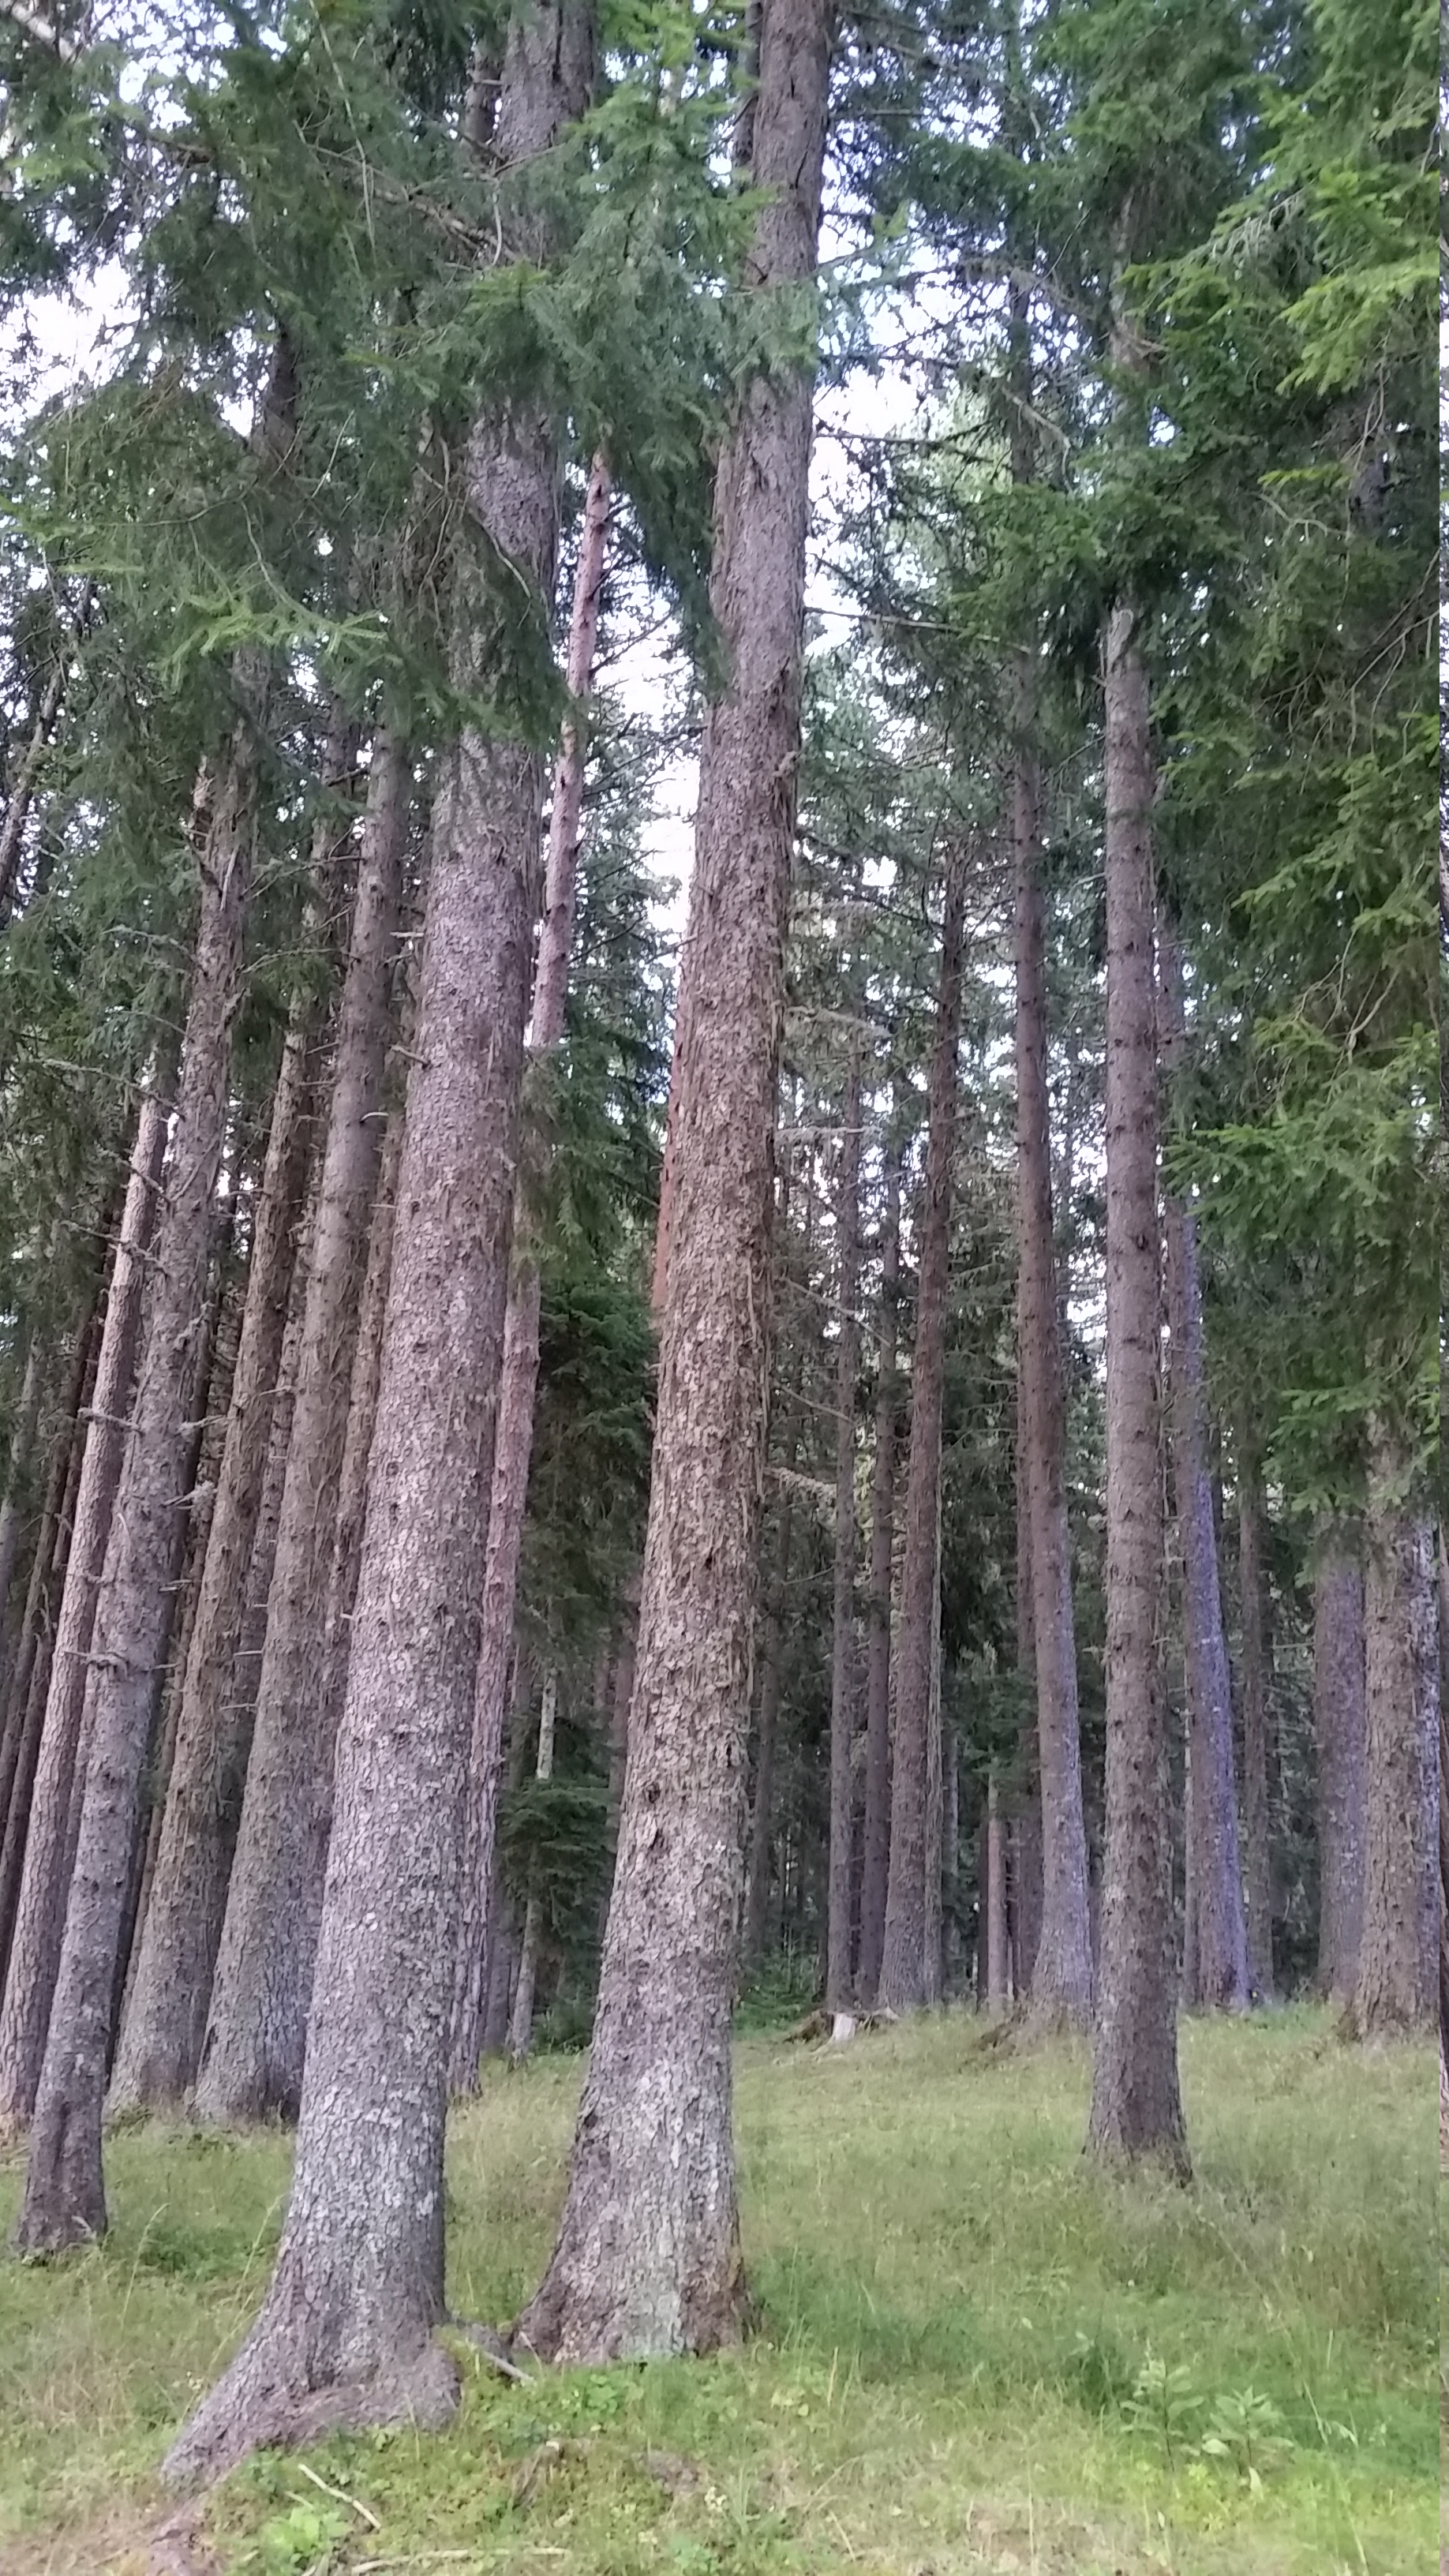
[163,12,593,2477]
[1344,1420,1437,2038]
[1156,911,1249,2012]
[856,1132,900,2006]
[194,728,408,2124]
[14,710,260,2250]
[450,452,612,2093]
[507,1664,558,2064]
[825,1041,861,2018]
[518,0,832,2364]
[1236,1429,1276,2002]
[878,840,967,2015]
[1085,601,1187,2171]
[110,732,358,2112]
[0,1335,47,1703]
[1014,661,1092,2029]
[319,1082,403,1733]
[1313,1522,1365,2002]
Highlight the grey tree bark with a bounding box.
[1345,1420,1437,2039]
[163,8,593,2477]
[878,839,967,2015]
[1314,1525,1366,2002]
[1085,600,1188,2171]
[856,1131,900,2006]
[985,1772,1011,2012]
[826,1042,861,2019]
[1236,1430,1276,2001]
[518,0,832,2363]
[0,1336,47,1702]
[507,1664,558,2064]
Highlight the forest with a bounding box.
[0,0,1438,2571]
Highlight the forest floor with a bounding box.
[0,2008,1436,2576]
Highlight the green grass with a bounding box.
[0,2009,1436,2574]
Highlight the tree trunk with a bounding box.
[856,1133,900,2006]
[1014,657,1092,2029]
[1157,911,1249,2013]
[518,0,831,2365]
[507,1664,558,2065]
[194,728,409,2124]
[163,14,593,2477]
[320,1077,405,1736]
[878,841,967,2015]
[450,454,612,2093]
[743,1496,792,1976]
[826,1042,861,2019]
[14,708,260,2252]
[985,1773,1010,2012]
[1313,1522,1365,2002]
[1236,1430,1276,2002]
[1085,601,1187,2172]
[110,734,357,2112]
[1345,1420,1437,2039]
[0,1335,47,1699]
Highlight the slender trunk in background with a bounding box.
[196,729,408,2125]
[1314,1522,1365,2002]
[450,453,612,2093]
[878,840,967,2015]
[519,0,832,2365]
[1437,1532,1447,2145]
[856,1133,900,2005]
[1346,1417,1437,2038]
[0,1092,167,2119]
[599,1597,637,1935]
[0,640,71,926]
[826,1042,861,2022]
[1086,599,1187,2172]
[1236,1431,1276,2001]
[742,1141,800,1978]
[1157,911,1248,2013]
[1015,656,1092,2029]
[0,1336,47,1697]
[164,13,593,2477]
[507,1664,558,2064]
[985,1772,1010,2011]
[111,727,358,2112]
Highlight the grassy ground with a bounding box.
[0,2008,1436,2576]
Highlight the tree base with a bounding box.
[519,2236,752,2368]
[163,2327,459,2488]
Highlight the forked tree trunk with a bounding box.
[1313,1524,1365,2001]
[856,1132,900,2006]
[451,452,612,2093]
[1085,599,1187,2172]
[110,736,358,2111]
[1345,1420,1437,2039]
[14,704,261,2252]
[517,0,831,2364]
[1014,661,1091,2029]
[878,840,967,2015]
[1156,912,1248,2013]
[195,728,409,2124]
[163,12,593,2478]
[507,1665,558,2065]
[1236,1431,1276,2002]
[825,1042,861,2018]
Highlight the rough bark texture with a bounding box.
[450,454,612,2093]
[14,717,259,2252]
[110,746,356,2112]
[878,841,967,2015]
[1014,668,1092,2029]
[195,728,409,2124]
[1236,1432,1277,2003]
[1345,1423,1437,2039]
[856,1136,900,2006]
[1313,1524,1365,2001]
[825,1044,861,2015]
[1085,601,1187,2171]
[317,1084,402,1736]
[1156,912,1249,2013]
[518,0,831,2364]
[163,13,593,2478]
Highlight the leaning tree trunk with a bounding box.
[194,728,408,2125]
[163,10,594,2479]
[450,451,612,2093]
[856,1130,900,2006]
[1157,912,1249,2013]
[1313,1522,1366,2002]
[878,840,967,2016]
[517,0,832,2365]
[1345,1417,1437,2039]
[1014,659,1092,2029]
[110,728,358,2113]
[1236,1428,1277,2003]
[825,1039,861,2024]
[1085,599,1188,2171]
[13,715,260,2252]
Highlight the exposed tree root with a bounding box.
[162,2331,459,2489]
